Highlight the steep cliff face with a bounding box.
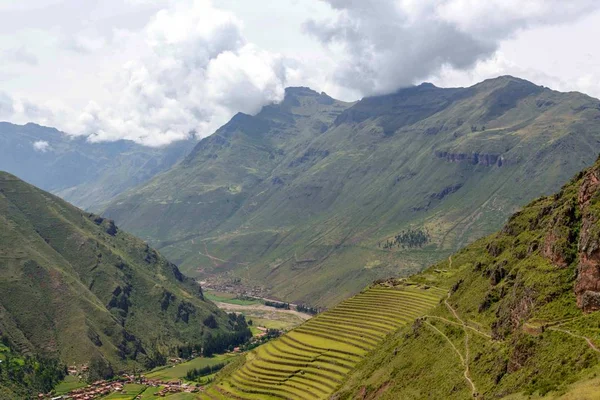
[576,166,600,311]
[434,150,505,167]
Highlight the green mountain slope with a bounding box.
[104,77,600,307]
[333,156,600,399]
[0,122,197,210]
[0,172,234,369]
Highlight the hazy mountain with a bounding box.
[104,77,600,307]
[0,172,234,369]
[0,122,197,211]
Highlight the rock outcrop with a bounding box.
[575,166,600,312]
[434,151,505,167]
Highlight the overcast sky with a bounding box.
[1,0,600,146]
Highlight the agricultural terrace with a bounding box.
[203,284,446,399]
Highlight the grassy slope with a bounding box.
[104,77,600,307]
[334,158,600,399]
[0,172,233,369]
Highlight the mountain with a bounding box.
[214,156,600,399]
[103,77,600,307]
[333,156,600,399]
[0,122,197,210]
[0,172,236,370]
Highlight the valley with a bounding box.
[3,1,600,398]
[3,77,600,400]
[103,77,600,308]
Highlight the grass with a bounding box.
[101,384,146,399]
[207,285,444,399]
[55,375,87,394]
[145,354,236,381]
[0,172,235,369]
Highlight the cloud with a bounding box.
[62,34,106,54]
[32,140,50,152]
[304,0,600,96]
[0,92,15,118]
[2,46,38,65]
[68,0,292,146]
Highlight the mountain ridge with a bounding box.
[0,122,198,211]
[103,75,600,307]
[0,171,235,369]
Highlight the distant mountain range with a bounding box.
[0,122,197,211]
[102,76,600,307]
[0,172,234,369]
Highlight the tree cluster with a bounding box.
[264,301,290,310]
[240,329,282,352]
[184,362,226,381]
[379,228,431,249]
[0,337,67,397]
[296,304,319,315]
[87,355,114,383]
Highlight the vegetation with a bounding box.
[264,301,290,310]
[145,354,235,381]
[206,285,445,399]
[296,304,320,315]
[185,362,226,381]
[0,172,235,370]
[103,77,600,308]
[0,339,66,398]
[379,228,431,249]
[333,157,600,398]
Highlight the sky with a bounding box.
[1,0,600,146]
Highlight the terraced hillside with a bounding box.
[331,157,600,398]
[204,285,446,399]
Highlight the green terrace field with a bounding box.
[203,284,446,399]
[145,354,236,381]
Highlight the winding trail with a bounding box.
[424,320,477,397]
[548,327,600,353]
[424,315,491,339]
[439,255,479,397]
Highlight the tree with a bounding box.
[87,355,114,383]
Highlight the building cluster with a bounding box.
[150,381,201,397]
[42,375,203,399]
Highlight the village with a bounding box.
[39,327,280,400]
[42,373,203,400]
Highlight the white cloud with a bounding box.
[0,92,14,118]
[32,140,50,152]
[1,0,600,146]
[66,0,292,146]
[2,46,38,65]
[304,0,600,96]
[62,34,106,54]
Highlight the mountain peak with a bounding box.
[284,86,321,97]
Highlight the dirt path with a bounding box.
[424,315,492,339]
[548,327,600,353]
[213,301,313,321]
[424,320,477,397]
[439,261,479,398]
[198,242,249,267]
